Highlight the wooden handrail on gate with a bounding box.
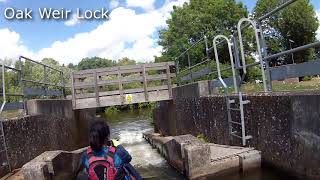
[71,62,175,109]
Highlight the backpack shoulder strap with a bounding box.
[86,148,94,158]
[105,146,117,166]
[87,148,108,165]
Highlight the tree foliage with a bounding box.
[254,0,319,65]
[77,57,116,70]
[156,0,248,68]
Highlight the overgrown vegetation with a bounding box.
[104,102,156,121]
[197,134,209,143]
[2,0,319,117]
[156,0,319,84]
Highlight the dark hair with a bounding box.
[89,118,110,152]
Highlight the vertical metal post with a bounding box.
[18,57,26,114]
[232,36,241,69]
[175,58,180,75]
[0,60,11,172]
[43,66,47,96]
[187,52,192,82]
[174,59,180,86]
[258,23,272,92]
[239,92,246,146]
[204,35,210,60]
[1,60,6,112]
[232,36,241,91]
[60,72,66,98]
[71,72,76,109]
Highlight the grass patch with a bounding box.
[242,77,320,93]
[1,110,24,119]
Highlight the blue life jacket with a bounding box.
[80,139,142,180]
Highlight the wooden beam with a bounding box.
[142,65,149,101]
[75,85,172,99]
[73,73,176,89]
[99,75,103,91]
[73,61,175,78]
[74,89,172,109]
[118,67,124,105]
[94,71,100,107]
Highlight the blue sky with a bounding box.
[0,0,319,65]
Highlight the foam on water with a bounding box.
[105,111,298,180]
[110,120,166,168]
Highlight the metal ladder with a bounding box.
[226,92,252,146]
[224,18,268,146]
[0,118,10,172]
[213,34,253,146]
[0,60,11,172]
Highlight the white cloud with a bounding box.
[316,9,320,40]
[110,0,120,9]
[0,0,6,2]
[37,7,166,64]
[64,14,81,27]
[0,28,33,60]
[126,0,156,11]
[0,0,190,65]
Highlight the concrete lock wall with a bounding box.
[0,99,95,177]
[154,83,320,179]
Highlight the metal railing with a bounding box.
[0,56,66,174]
[0,56,66,112]
[0,60,12,173]
[175,0,320,93]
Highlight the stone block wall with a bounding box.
[154,91,320,179]
[0,99,95,177]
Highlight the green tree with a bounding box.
[116,57,136,66]
[254,0,319,65]
[157,0,248,68]
[67,63,76,69]
[78,57,116,70]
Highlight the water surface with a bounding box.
[102,109,299,180]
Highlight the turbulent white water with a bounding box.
[109,119,183,179]
[105,112,292,180]
[112,120,165,168]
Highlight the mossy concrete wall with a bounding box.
[154,91,320,179]
[0,100,95,177]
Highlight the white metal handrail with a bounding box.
[213,35,238,93]
[237,18,267,92]
[0,59,11,172]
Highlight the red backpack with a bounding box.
[87,146,117,180]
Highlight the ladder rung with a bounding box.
[1,162,9,167]
[241,100,250,105]
[231,133,242,139]
[231,133,253,140]
[229,108,240,111]
[230,121,241,125]
[0,148,7,153]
